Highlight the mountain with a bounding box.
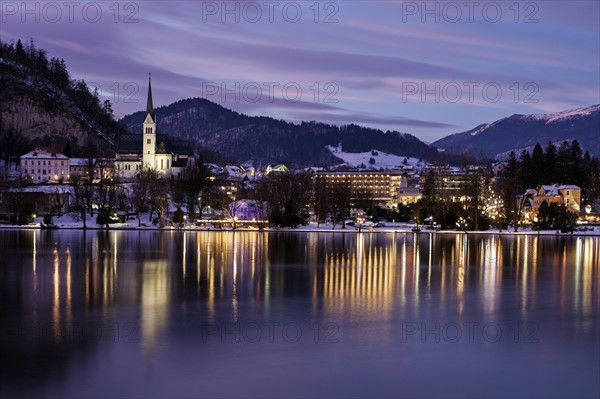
[432,105,600,159]
[0,39,123,163]
[119,98,440,168]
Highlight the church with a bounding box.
[115,75,193,178]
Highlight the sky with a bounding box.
[1,0,599,142]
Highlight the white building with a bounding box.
[115,74,193,179]
[20,147,69,183]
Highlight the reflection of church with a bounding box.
[115,75,193,178]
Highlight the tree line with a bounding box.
[411,140,600,232]
[504,141,599,199]
[0,38,126,161]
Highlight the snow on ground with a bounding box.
[8,184,74,194]
[327,145,426,171]
[0,161,20,179]
[469,123,490,136]
[2,215,599,236]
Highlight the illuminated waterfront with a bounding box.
[0,230,598,398]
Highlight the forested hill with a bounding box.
[119,97,440,167]
[0,39,125,164]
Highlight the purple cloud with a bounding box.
[1,0,597,141]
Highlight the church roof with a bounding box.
[116,134,142,154]
[170,140,193,155]
[171,158,189,168]
[117,156,141,162]
[145,73,156,123]
[115,75,193,161]
[116,134,193,156]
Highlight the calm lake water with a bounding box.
[0,230,598,398]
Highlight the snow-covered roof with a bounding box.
[21,147,68,159]
[542,186,560,196]
[70,158,93,166]
[206,163,225,175]
[538,184,580,196]
[225,165,244,174]
[558,185,581,190]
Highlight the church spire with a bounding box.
[146,73,154,120]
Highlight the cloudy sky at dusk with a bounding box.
[2,1,599,142]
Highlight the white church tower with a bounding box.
[142,73,156,169]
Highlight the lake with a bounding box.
[0,230,598,398]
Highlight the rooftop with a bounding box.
[21,147,68,159]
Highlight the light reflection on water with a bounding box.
[0,230,598,398]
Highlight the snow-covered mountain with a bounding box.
[433,104,600,159]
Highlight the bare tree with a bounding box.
[249,179,272,230]
[96,177,126,228]
[71,175,88,229]
[130,169,156,226]
[147,170,169,226]
[49,184,68,216]
[172,161,212,221]
[225,197,242,229]
[498,152,523,231]
[313,176,330,227]
[329,180,353,229]
[461,155,487,231]
[266,172,311,227]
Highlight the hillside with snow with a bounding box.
[432,104,600,159]
[327,145,426,172]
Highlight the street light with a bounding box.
[356,212,365,232]
[456,216,466,232]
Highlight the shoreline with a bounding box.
[2,223,599,237]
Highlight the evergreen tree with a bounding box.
[544,142,557,183]
[581,151,593,198]
[49,57,70,88]
[535,200,552,230]
[556,141,571,183]
[14,39,25,63]
[568,140,583,186]
[531,143,545,185]
[519,150,534,189]
[414,169,438,225]
[589,158,600,204]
